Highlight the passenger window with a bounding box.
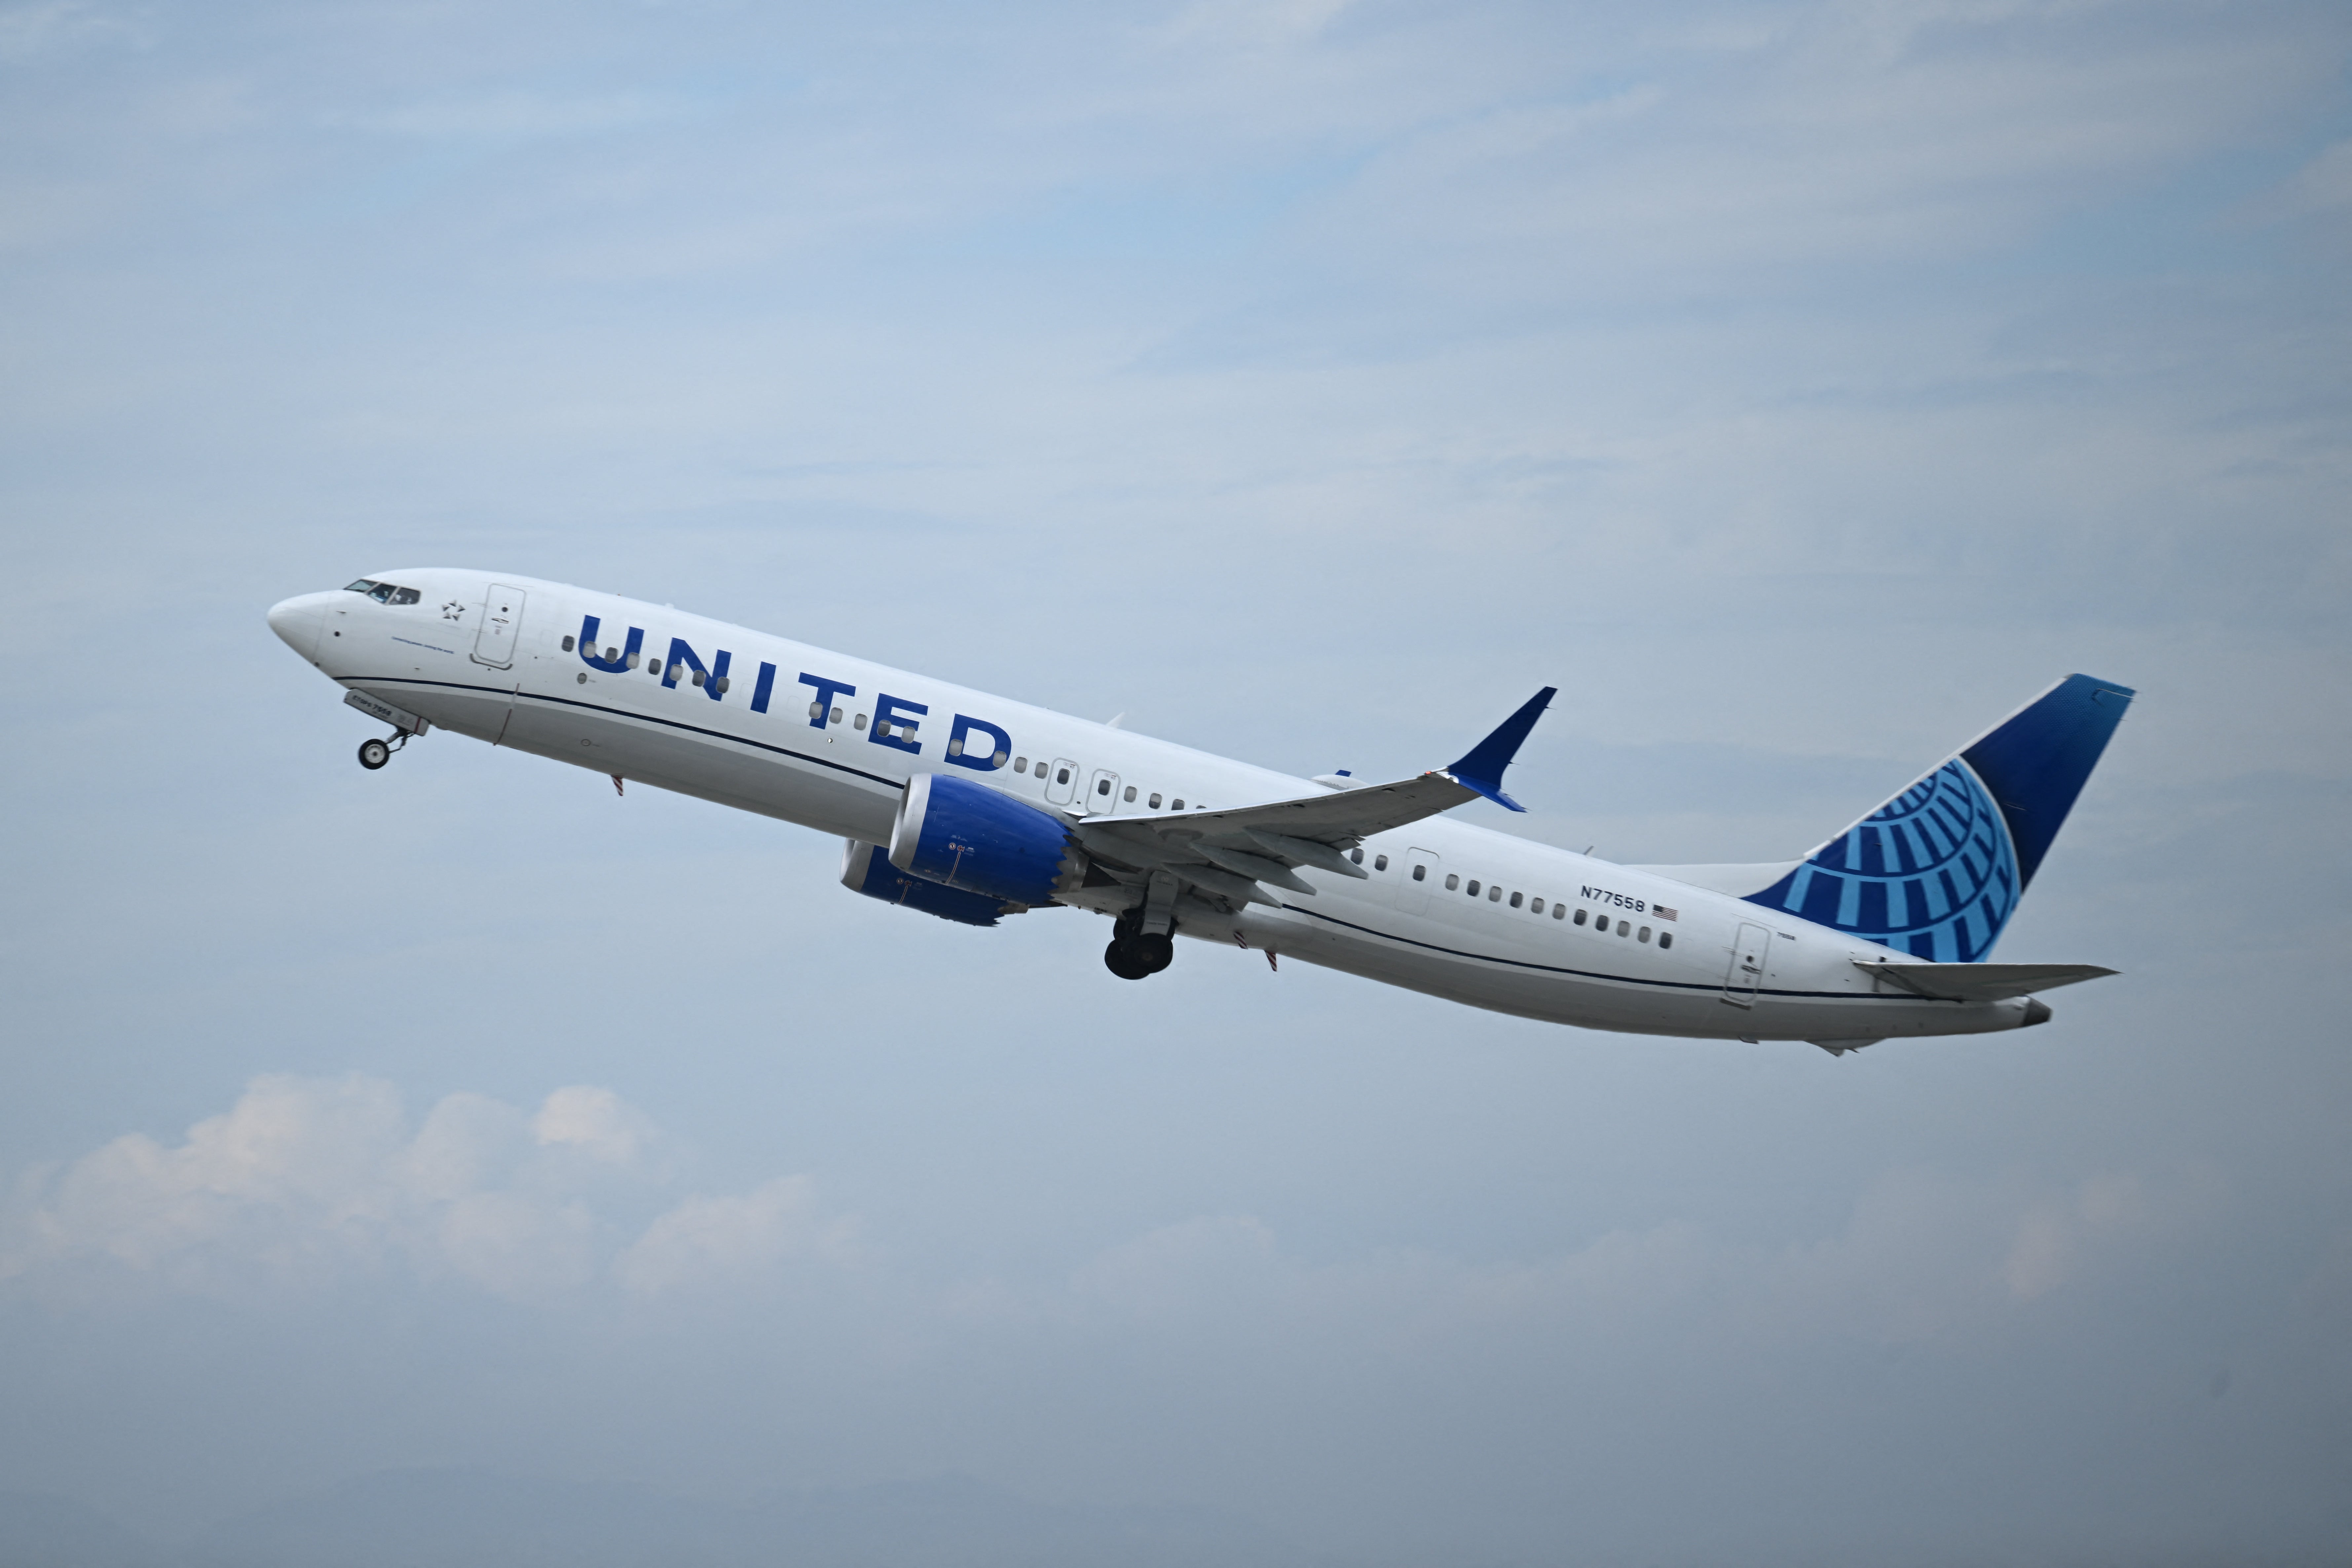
[855,714,868,730]
[1058,767,1071,785]
[1124,785,1137,802]
[1618,920,1630,936]
[1573,909,1587,926]
[1551,903,1565,919]
[692,670,706,687]
[1638,926,1651,943]
[1097,778,1111,796]
[714,677,728,694]
[1149,793,1162,809]
[1659,932,1674,950]
[1529,897,1543,914]
[1350,848,1363,865]
[1465,879,1479,896]
[829,707,842,724]
[1374,854,1388,872]
[1444,874,1459,890]
[1509,892,1523,909]
[1488,886,1502,902]
[389,587,420,606]
[563,636,576,652]
[1015,758,1028,773]
[1171,798,1183,809]
[1412,864,1426,881]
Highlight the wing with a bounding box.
[1072,688,1554,913]
[1853,961,2118,1002]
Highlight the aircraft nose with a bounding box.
[267,593,329,661]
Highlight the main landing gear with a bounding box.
[1103,909,1175,981]
[356,731,410,770]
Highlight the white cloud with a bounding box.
[0,1076,848,1305]
[616,1176,860,1296]
[2000,1171,2154,1301]
[531,1085,650,1167]
[1025,1167,2205,1352]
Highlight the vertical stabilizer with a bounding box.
[1741,675,2134,961]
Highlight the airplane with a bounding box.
[268,571,2133,1053]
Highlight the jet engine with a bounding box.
[841,840,1017,926]
[888,772,1087,908]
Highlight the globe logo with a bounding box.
[1744,758,2020,962]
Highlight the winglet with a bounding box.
[1444,687,1555,813]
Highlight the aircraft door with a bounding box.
[1722,922,1772,1008]
[1086,768,1122,815]
[1043,758,1080,807]
[472,583,526,669]
[1398,848,1440,915]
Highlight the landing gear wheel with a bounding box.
[1133,932,1174,974]
[357,738,392,770]
[1103,939,1152,981]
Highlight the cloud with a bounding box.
[0,1076,850,1305]
[616,1176,860,1296]
[1999,1171,2156,1301]
[1018,1167,2210,1355]
[532,1085,650,1167]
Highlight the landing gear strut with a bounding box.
[1103,911,1175,981]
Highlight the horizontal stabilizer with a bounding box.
[1855,961,2116,1002]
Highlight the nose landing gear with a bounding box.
[356,730,411,770]
[345,692,429,771]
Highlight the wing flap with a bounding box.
[1112,770,1480,852]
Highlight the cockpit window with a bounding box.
[345,579,378,593]
[387,587,420,605]
[348,580,421,605]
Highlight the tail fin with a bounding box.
[1743,675,2134,961]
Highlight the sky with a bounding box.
[2,0,2349,1562]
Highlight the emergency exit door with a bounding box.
[1086,768,1122,815]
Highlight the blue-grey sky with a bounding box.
[2,1,2349,1562]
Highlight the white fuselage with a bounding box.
[269,570,2042,1044]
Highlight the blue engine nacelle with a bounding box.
[888,772,1088,909]
[840,840,1017,926]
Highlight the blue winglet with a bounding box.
[1444,687,1555,812]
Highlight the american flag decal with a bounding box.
[1654,905,1678,921]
